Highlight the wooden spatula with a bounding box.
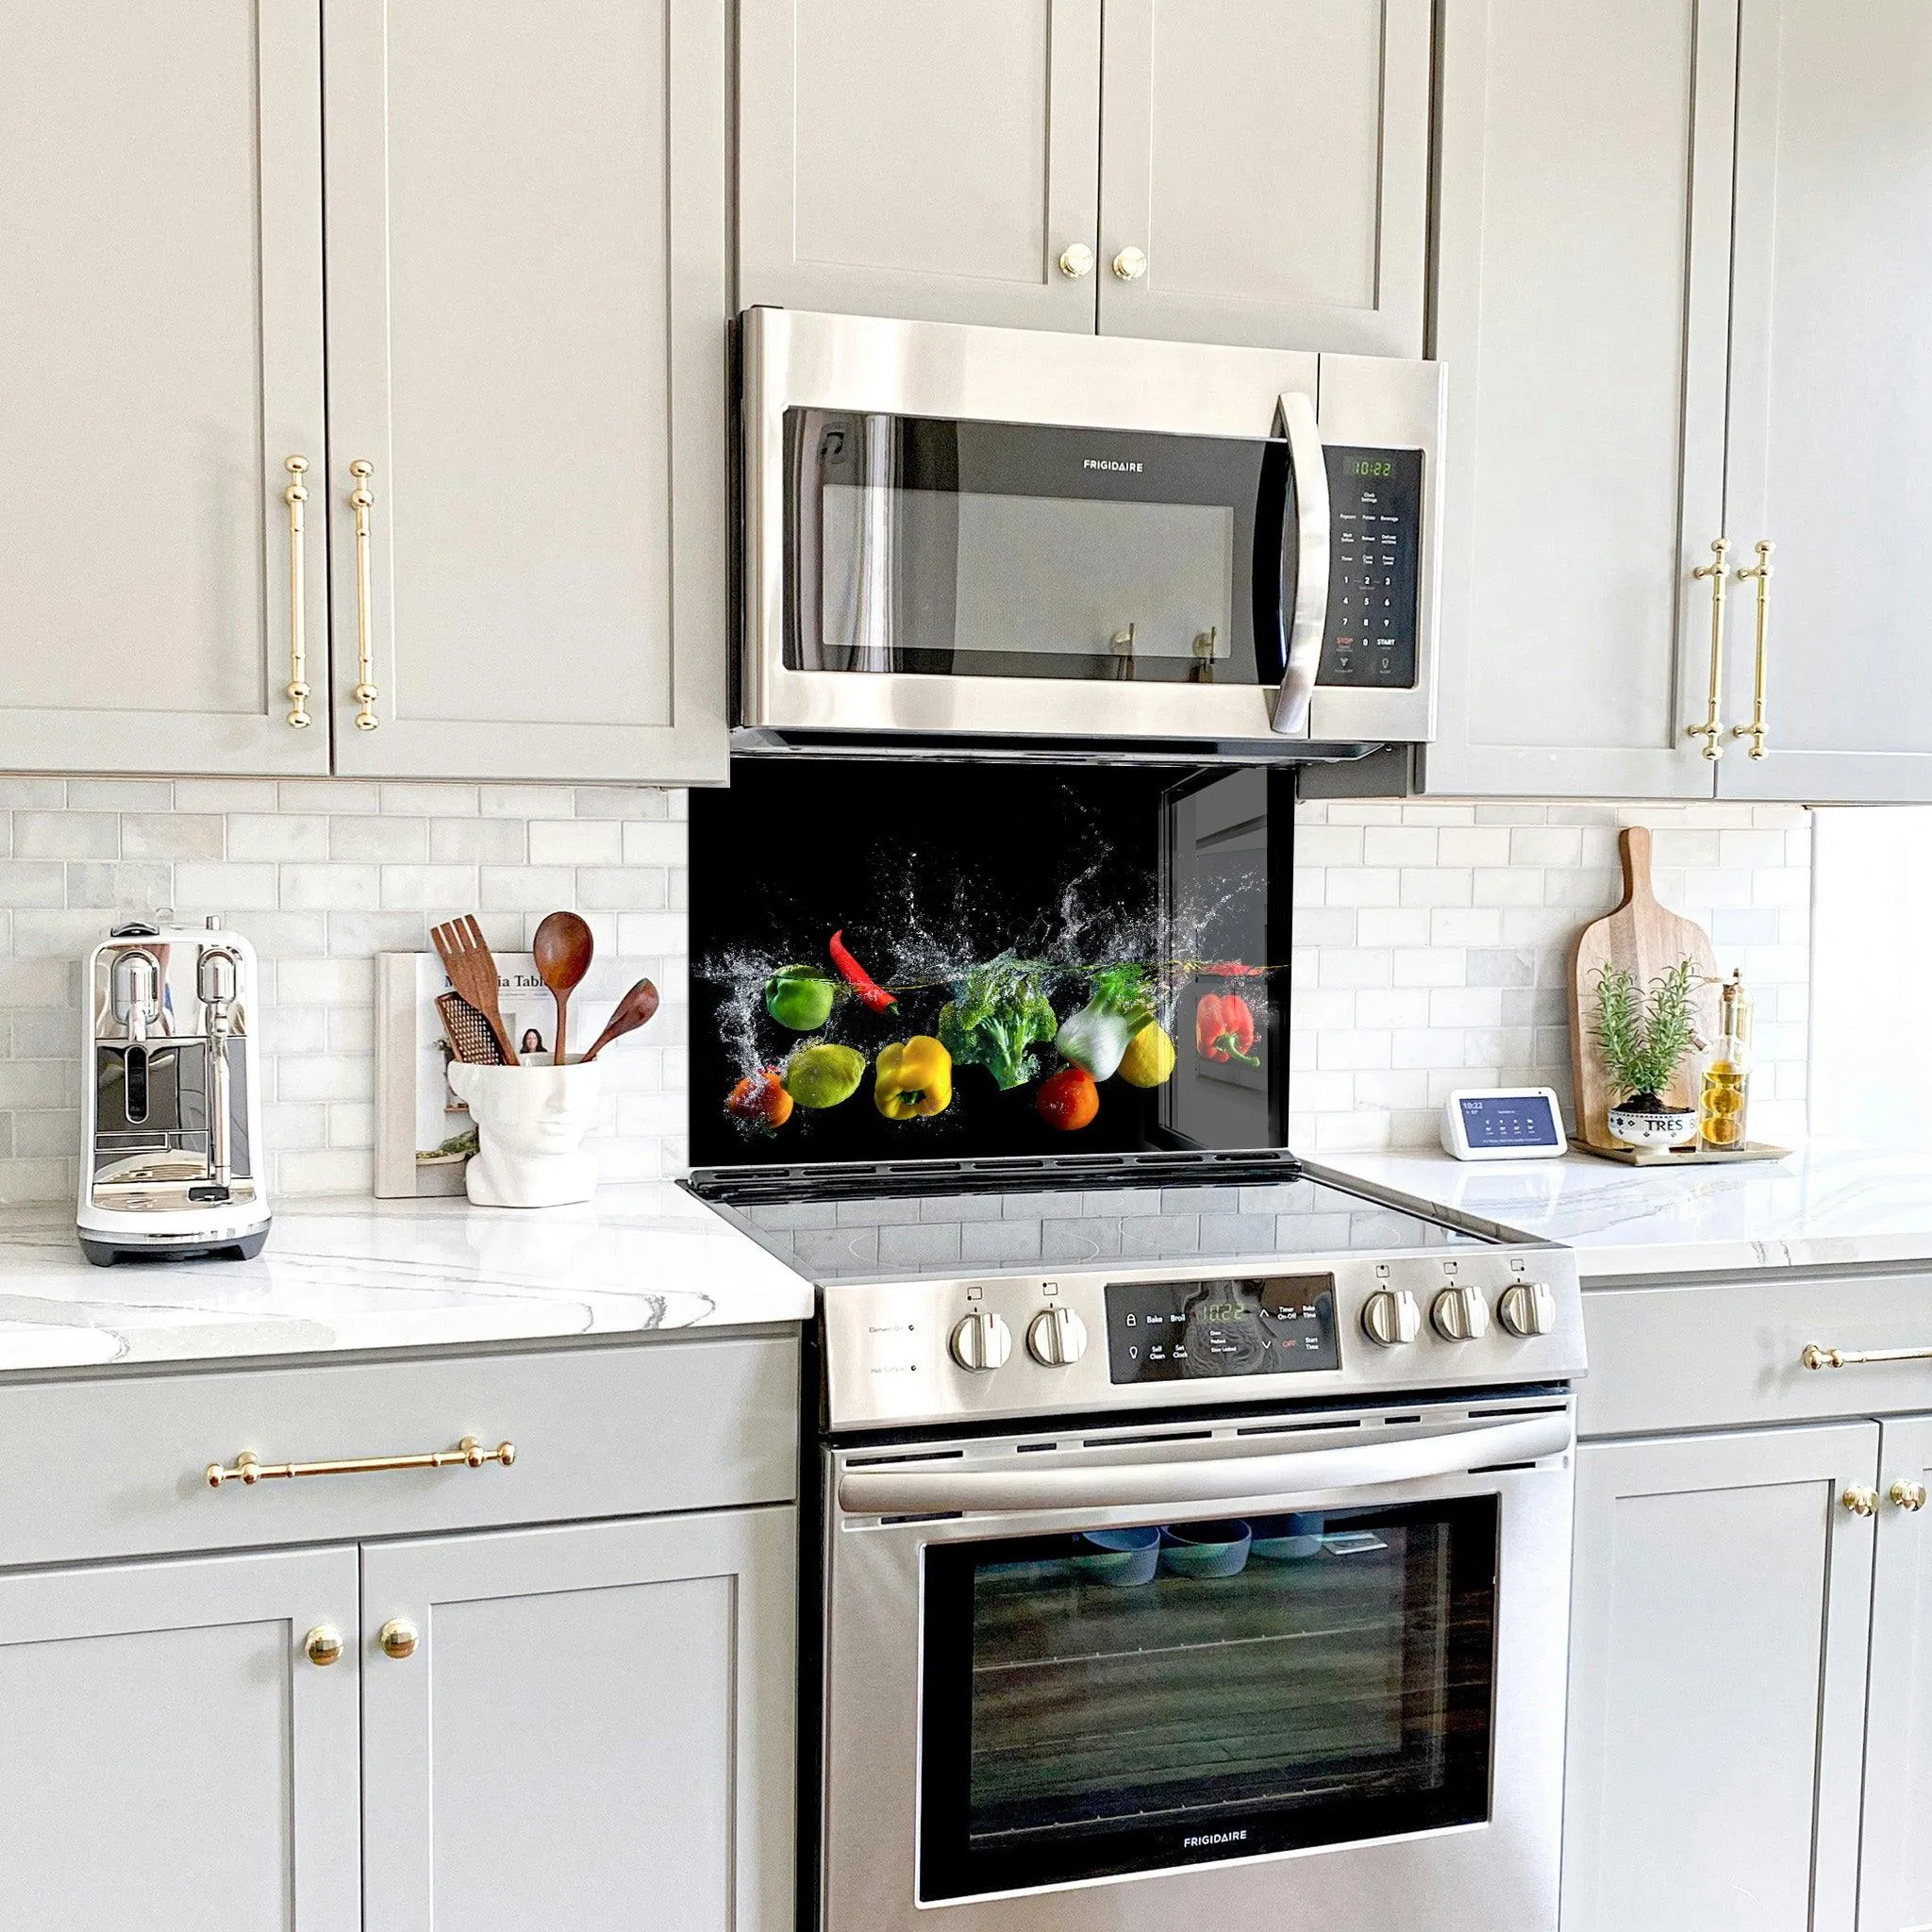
[1568,826,1720,1149]
[579,977,659,1062]
[431,915,519,1065]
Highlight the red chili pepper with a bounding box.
[828,929,897,1012]
[1195,991,1261,1065]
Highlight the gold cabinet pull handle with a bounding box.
[1687,536,1729,758]
[283,457,311,727]
[206,1434,515,1489]
[1732,540,1774,758]
[1843,1486,1880,1518]
[349,459,379,730]
[378,1617,420,1660]
[1803,1343,1932,1371]
[1890,1479,1928,1512]
[304,1624,344,1667]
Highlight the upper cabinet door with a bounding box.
[323,0,731,784]
[0,1545,359,1932]
[738,0,1103,331]
[1422,0,1736,799]
[1095,0,1428,353]
[1721,0,1932,802]
[0,0,329,776]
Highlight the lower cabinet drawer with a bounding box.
[0,1333,799,1568]
[1580,1267,1932,1436]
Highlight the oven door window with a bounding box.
[918,1496,1497,1899]
[784,409,1289,687]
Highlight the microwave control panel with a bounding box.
[1318,444,1424,690]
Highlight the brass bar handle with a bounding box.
[349,459,379,730]
[1803,1343,1932,1371]
[1687,536,1729,759]
[1732,539,1774,758]
[206,1434,515,1489]
[1890,1479,1928,1512]
[283,456,311,727]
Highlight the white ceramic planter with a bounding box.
[1607,1103,1698,1151]
[447,1062,601,1208]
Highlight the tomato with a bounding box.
[1036,1064,1099,1132]
[725,1067,793,1130]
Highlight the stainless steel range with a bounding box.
[710,1168,1584,1932]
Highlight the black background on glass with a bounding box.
[687,760,1292,1171]
[916,1495,1500,1901]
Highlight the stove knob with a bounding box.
[1498,1280,1557,1339]
[949,1309,1012,1374]
[1026,1306,1089,1367]
[1360,1288,1421,1347]
[1431,1284,1491,1343]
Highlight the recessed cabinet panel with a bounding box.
[1561,1425,1876,1932]
[324,0,729,782]
[1096,0,1427,353]
[1721,0,1932,800]
[738,0,1102,330]
[0,0,328,774]
[0,1547,359,1932]
[1424,0,1734,798]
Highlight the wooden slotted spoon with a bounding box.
[431,915,518,1065]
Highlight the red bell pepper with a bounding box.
[828,929,897,1012]
[1195,991,1261,1065]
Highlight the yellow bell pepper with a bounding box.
[874,1035,953,1119]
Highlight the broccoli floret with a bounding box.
[937,956,1059,1091]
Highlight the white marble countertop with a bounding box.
[0,1183,813,1374]
[1315,1141,1932,1279]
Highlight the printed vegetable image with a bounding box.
[1195,991,1261,1066]
[828,930,897,1012]
[1117,1021,1176,1088]
[764,964,838,1032]
[938,957,1059,1091]
[783,1041,868,1109]
[1037,1064,1100,1132]
[1054,963,1157,1081]
[874,1036,953,1120]
[725,1067,793,1130]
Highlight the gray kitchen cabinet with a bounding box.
[737,0,1104,332]
[1857,1416,1932,1932]
[1095,0,1429,355]
[322,0,731,783]
[1423,0,1737,799]
[360,1507,797,1932]
[0,0,330,777]
[0,1545,360,1932]
[1716,0,1932,803]
[1561,1423,1877,1932]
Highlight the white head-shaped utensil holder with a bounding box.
[447,1062,601,1208]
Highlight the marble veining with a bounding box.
[0,1182,813,1374]
[1315,1141,1932,1278]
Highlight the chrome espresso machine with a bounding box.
[76,916,270,1265]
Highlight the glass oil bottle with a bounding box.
[1699,971,1753,1151]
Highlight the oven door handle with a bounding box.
[837,1412,1571,1517]
[1269,388,1330,737]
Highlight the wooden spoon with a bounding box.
[532,910,594,1064]
[579,978,660,1062]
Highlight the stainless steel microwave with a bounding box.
[736,308,1445,755]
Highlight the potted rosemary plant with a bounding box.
[1591,958,1701,1149]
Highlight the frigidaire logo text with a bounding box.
[1184,1830,1248,1848]
[1083,458,1143,473]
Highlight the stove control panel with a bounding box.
[820,1247,1586,1432]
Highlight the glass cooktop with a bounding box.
[710,1174,1486,1285]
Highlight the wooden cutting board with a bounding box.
[1568,826,1722,1152]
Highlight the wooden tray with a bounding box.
[1570,1139,1792,1167]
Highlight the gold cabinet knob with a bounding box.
[1111,245,1148,282]
[304,1624,344,1668]
[378,1617,419,1660]
[1843,1486,1880,1517]
[1891,1479,1928,1512]
[1058,242,1094,279]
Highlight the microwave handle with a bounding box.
[1270,389,1331,736]
[837,1410,1570,1517]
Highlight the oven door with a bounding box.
[821,1400,1573,1932]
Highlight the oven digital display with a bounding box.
[1104,1275,1340,1384]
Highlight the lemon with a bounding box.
[1118,1023,1176,1088]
